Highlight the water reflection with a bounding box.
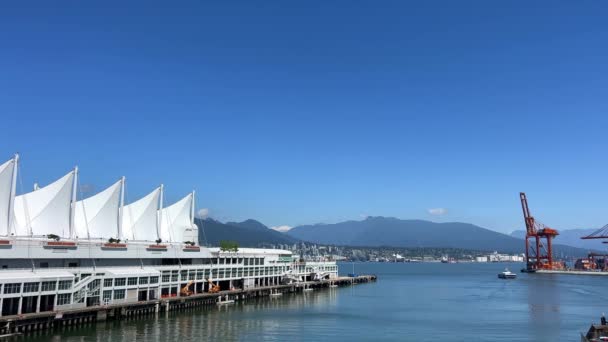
[16,263,606,341]
[21,289,339,342]
[525,274,561,341]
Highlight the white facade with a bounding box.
[0,154,339,317]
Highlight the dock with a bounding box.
[0,275,376,336]
[535,269,608,276]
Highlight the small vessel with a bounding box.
[498,268,517,279]
[581,314,608,341]
[441,255,456,263]
[216,295,235,305]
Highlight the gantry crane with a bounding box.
[520,192,561,270]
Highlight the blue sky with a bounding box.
[1,1,607,234]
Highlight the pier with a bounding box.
[0,275,376,336]
[535,269,608,276]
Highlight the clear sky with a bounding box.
[1,1,607,233]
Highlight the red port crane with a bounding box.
[520,192,561,270]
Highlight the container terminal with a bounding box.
[520,192,608,275]
[0,154,375,336]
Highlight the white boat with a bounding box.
[498,268,517,279]
[216,296,235,305]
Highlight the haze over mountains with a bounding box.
[286,216,591,256]
[195,218,297,247]
[196,216,594,257]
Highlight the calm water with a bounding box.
[17,262,607,341]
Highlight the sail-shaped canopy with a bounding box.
[74,179,122,239]
[0,157,16,236]
[159,192,194,242]
[121,187,160,241]
[13,171,75,237]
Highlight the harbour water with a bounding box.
[16,262,605,341]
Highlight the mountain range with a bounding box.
[195,216,595,257]
[285,216,593,257]
[195,218,297,247]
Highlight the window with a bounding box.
[103,290,112,303]
[171,271,178,282]
[150,276,159,284]
[114,278,126,287]
[87,280,100,296]
[188,271,195,280]
[128,277,137,286]
[23,282,40,293]
[40,262,49,268]
[196,270,204,280]
[88,279,100,290]
[58,280,72,290]
[57,293,71,305]
[244,258,249,266]
[114,289,125,300]
[162,274,170,283]
[104,279,113,288]
[3,283,21,294]
[41,281,56,292]
[180,270,187,280]
[139,277,148,285]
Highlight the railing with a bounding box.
[69,276,101,304]
[71,276,101,295]
[0,263,338,280]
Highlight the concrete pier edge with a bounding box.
[0,275,377,336]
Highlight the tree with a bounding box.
[219,240,239,252]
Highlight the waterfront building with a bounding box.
[0,155,337,317]
[475,252,524,263]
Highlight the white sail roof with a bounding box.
[121,187,160,241]
[13,171,75,237]
[159,192,194,242]
[74,179,122,239]
[0,157,16,236]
